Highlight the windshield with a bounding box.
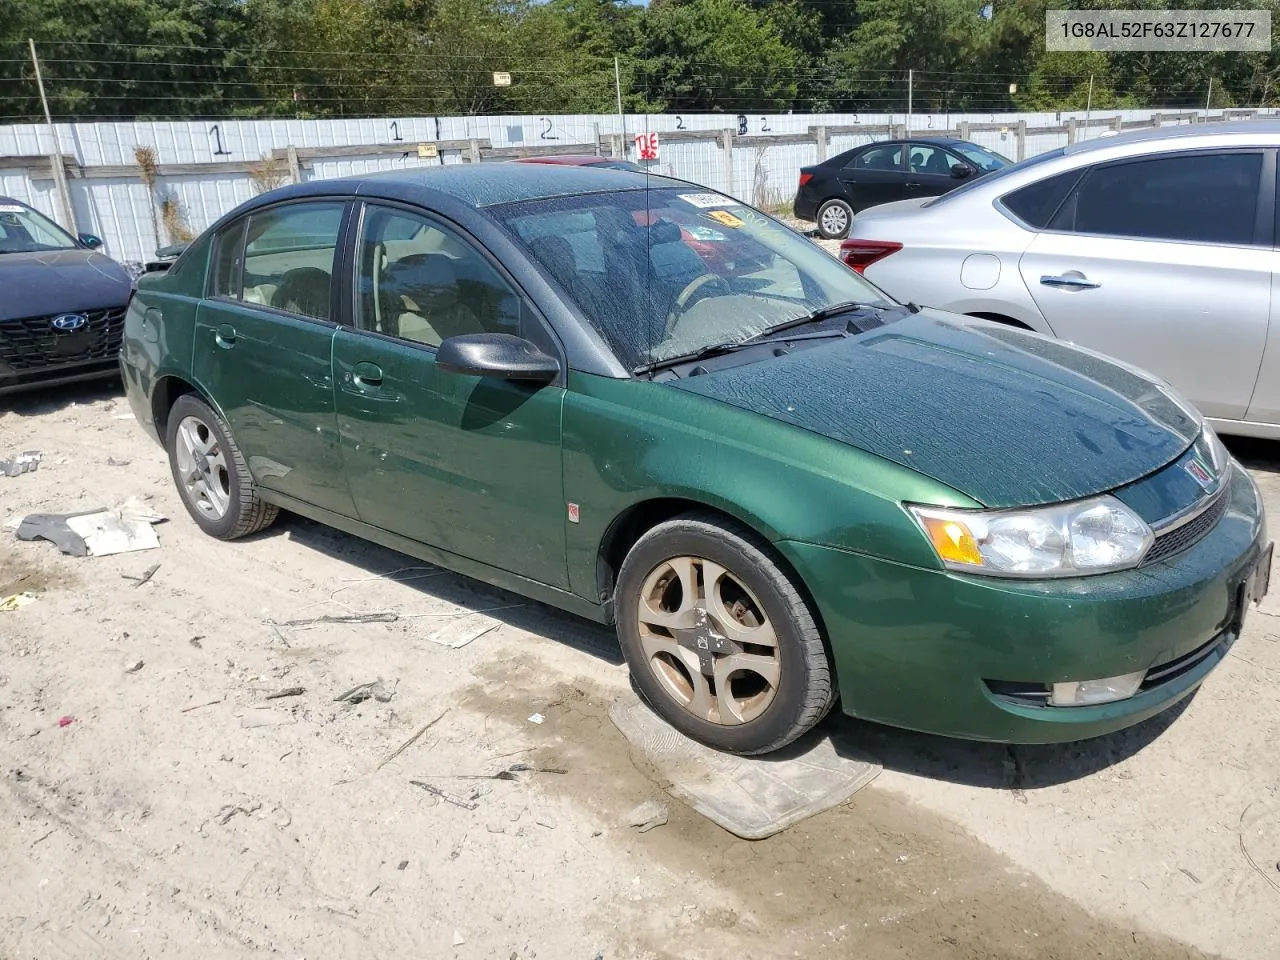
[0,202,78,253]
[495,187,892,368]
[951,143,1011,172]
[924,146,1066,208]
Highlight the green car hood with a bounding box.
[670,311,1199,508]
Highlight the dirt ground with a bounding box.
[2,385,1279,960]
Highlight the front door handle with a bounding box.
[214,323,237,348]
[1040,273,1101,290]
[351,361,384,390]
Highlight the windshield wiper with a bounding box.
[743,299,892,343]
[632,339,759,377]
[632,300,900,377]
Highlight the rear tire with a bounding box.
[816,198,853,239]
[614,512,835,755]
[164,393,278,540]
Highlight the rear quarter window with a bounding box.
[1000,170,1085,228]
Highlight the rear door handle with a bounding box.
[214,323,236,348]
[352,361,384,390]
[1040,274,1101,290]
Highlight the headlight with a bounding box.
[1201,422,1231,476]
[908,496,1153,578]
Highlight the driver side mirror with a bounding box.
[950,164,975,179]
[436,333,559,384]
[78,233,104,249]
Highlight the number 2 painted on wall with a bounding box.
[539,118,560,140]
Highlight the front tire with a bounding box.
[164,393,278,540]
[816,198,853,239]
[615,512,835,755]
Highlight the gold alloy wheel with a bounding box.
[635,555,781,725]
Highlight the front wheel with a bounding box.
[165,393,278,540]
[816,198,853,239]
[614,513,835,755]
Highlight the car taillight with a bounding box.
[798,172,813,186]
[839,239,902,274]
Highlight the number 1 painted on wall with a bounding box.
[209,125,231,156]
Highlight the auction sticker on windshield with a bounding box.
[706,209,744,228]
[679,193,740,209]
[0,205,25,213]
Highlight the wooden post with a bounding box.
[1065,118,1077,144]
[720,128,734,197]
[1015,119,1027,161]
[610,133,623,159]
[958,120,970,141]
[468,138,481,163]
[29,39,75,231]
[1151,112,1163,128]
[892,122,905,139]
[286,145,301,184]
[593,122,602,157]
[1111,115,1123,133]
[814,125,827,162]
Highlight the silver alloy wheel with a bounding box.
[820,202,849,236]
[174,415,232,520]
[636,556,781,725]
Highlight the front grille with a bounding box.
[1142,490,1229,566]
[0,307,127,371]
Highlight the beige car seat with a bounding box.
[379,253,485,347]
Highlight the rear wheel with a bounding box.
[816,198,853,239]
[165,393,278,540]
[615,512,835,755]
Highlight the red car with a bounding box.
[511,153,647,173]
[512,155,767,275]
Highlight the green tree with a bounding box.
[636,0,799,111]
[1,0,253,119]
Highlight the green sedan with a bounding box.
[120,165,1271,755]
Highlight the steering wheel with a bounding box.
[666,273,734,334]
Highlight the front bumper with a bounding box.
[0,356,121,395]
[0,306,127,395]
[778,462,1268,743]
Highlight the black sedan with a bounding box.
[0,197,134,396]
[793,137,1011,238]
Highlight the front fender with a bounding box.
[561,372,975,600]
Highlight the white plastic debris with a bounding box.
[527,713,545,725]
[57,497,166,557]
[0,451,41,477]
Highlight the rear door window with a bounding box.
[1050,152,1264,245]
[233,202,346,320]
[849,144,904,171]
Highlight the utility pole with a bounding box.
[1083,73,1094,141]
[614,56,626,159]
[906,69,913,137]
[28,39,75,232]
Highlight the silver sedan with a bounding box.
[841,120,1280,439]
